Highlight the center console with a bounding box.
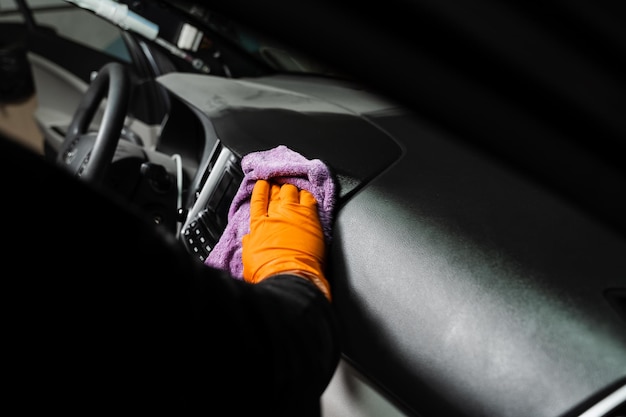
[180,143,243,262]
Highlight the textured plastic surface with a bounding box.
[329,113,626,416]
[159,72,626,417]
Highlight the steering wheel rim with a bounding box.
[57,62,131,185]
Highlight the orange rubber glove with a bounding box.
[242,180,331,301]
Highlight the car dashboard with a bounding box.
[156,72,404,263]
[155,72,626,417]
[11,0,624,413]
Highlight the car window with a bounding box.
[168,1,343,77]
[0,0,130,62]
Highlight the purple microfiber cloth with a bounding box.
[204,145,337,279]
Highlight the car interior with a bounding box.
[1,0,625,416]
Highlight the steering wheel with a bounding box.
[57,62,131,185]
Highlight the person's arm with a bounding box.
[0,137,339,414]
[177,179,338,414]
[184,265,340,415]
[229,179,338,413]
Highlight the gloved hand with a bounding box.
[242,179,331,301]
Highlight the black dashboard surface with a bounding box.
[157,72,626,417]
[157,73,404,200]
[330,113,626,416]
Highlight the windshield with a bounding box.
[161,0,341,77]
[54,0,343,79]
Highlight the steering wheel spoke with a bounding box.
[57,62,131,185]
[60,132,97,177]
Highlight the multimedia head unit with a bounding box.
[180,144,243,262]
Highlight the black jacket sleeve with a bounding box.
[1,136,340,415]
